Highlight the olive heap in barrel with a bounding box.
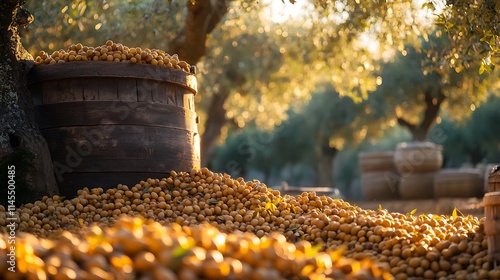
[1,167,500,279]
[33,40,191,73]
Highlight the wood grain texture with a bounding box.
[42,125,199,172]
[35,101,198,131]
[97,78,118,100]
[117,78,138,102]
[27,61,197,94]
[29,78,88,104]
[83,78,99,101]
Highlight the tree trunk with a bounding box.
[200,81,231,168]
[0,1,58,203]
[468,148,485,166]
[169,0,229,65]
[397,89,446,141]
[315,144,338,187]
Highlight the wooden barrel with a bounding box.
[359,151,400,200]
[488,165,500,192]
[358,151,395,173]
[394,142,443,174]
[361,171,399,200]
[27,62,200,197]
[484,191,500,268]
[433,168,483,198]
[399,172,435,200]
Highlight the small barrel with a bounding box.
[399,171,435,200]
[358,151,399,200]
[394,141,443,174]
[27,62,200,197]
[484,191,500,268]
[488,166,500,192]
[358,151,396,173]
[360,171,399,200]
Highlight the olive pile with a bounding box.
[33,40,191,73]
[0,216,389,280]
[0,167,498,279]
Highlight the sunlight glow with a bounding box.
[263,0,309,23]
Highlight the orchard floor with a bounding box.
[349,197,484,218]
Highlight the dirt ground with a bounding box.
[348,197,484,218]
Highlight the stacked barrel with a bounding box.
[359,151,399,200]
[394,142,443,199]
[359,142,490,200]
[485,166,500,269]
[433,168,483,198]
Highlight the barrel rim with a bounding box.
[485,191,500,197]
[435,168,482,176]
[396,141,443,151]
[27,61,198,94]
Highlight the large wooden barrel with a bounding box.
[358,151,395,173]
[394,142,442,174]
[484,191,500,268]
[433,168,483,198]
[361,171,399,200]
[27,62,200,197]
[359,151,399,200]
[399,172,435,200]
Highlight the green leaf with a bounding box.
[208,198,218,204]
[479,60,492,74]
[306,242,323,257]
[265,201,277,214]
[169,240,195,271]
[406,208,417,216]
[421,2,435,10]
[490,36,496,46]
[141,186,151,195]
[432,215,442,221]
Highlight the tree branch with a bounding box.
[169,0,229,64]
[206,0,228,35]
[419,88,445,136]
[397,117,416,132]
